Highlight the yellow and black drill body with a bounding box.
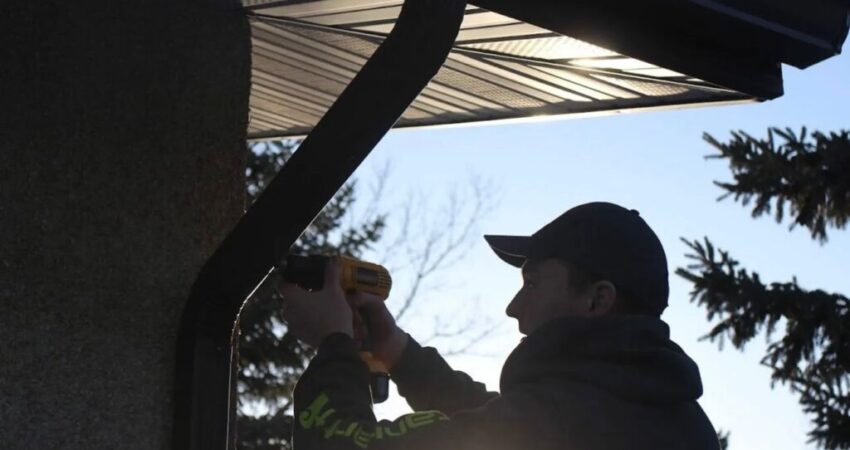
[279,254,393,403]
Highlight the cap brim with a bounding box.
[483,235,530,268]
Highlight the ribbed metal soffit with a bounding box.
[243,0,752,139]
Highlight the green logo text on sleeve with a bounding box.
[299,392,449,448]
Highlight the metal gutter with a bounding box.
[470,0,786,100]
[172,0,466,448]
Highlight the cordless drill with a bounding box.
[278,254,393,403]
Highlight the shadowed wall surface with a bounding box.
[0,1,250,447]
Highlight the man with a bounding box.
[280,201,720,450]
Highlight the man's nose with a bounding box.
[505,292,521,319]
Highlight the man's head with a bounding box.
[486,202,668,335]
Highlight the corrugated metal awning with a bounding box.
[242,1,759,139]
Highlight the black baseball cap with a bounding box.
[484,202,669,316]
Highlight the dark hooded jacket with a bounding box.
[292,315,720,450]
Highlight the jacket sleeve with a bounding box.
[389,335,498,414]
[292,333,547,450]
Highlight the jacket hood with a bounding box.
[500,315,703,405]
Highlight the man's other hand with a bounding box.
[350,292,409,369]
[279,257,353,347]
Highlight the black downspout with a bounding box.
[172,1,466,449]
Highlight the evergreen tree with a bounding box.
[678,128,850,449]
[237,140,386,449]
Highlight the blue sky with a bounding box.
[348,51,849,449]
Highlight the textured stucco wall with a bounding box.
[0,1,251,448]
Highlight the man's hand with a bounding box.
[350,292,409,370]
[279,257,353,347]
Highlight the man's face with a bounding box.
[505,258,594,335]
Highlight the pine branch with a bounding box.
[237,411,293,450]
[704,128,850,243]
[677,237,850,449]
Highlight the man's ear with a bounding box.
[587,281,617,316]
